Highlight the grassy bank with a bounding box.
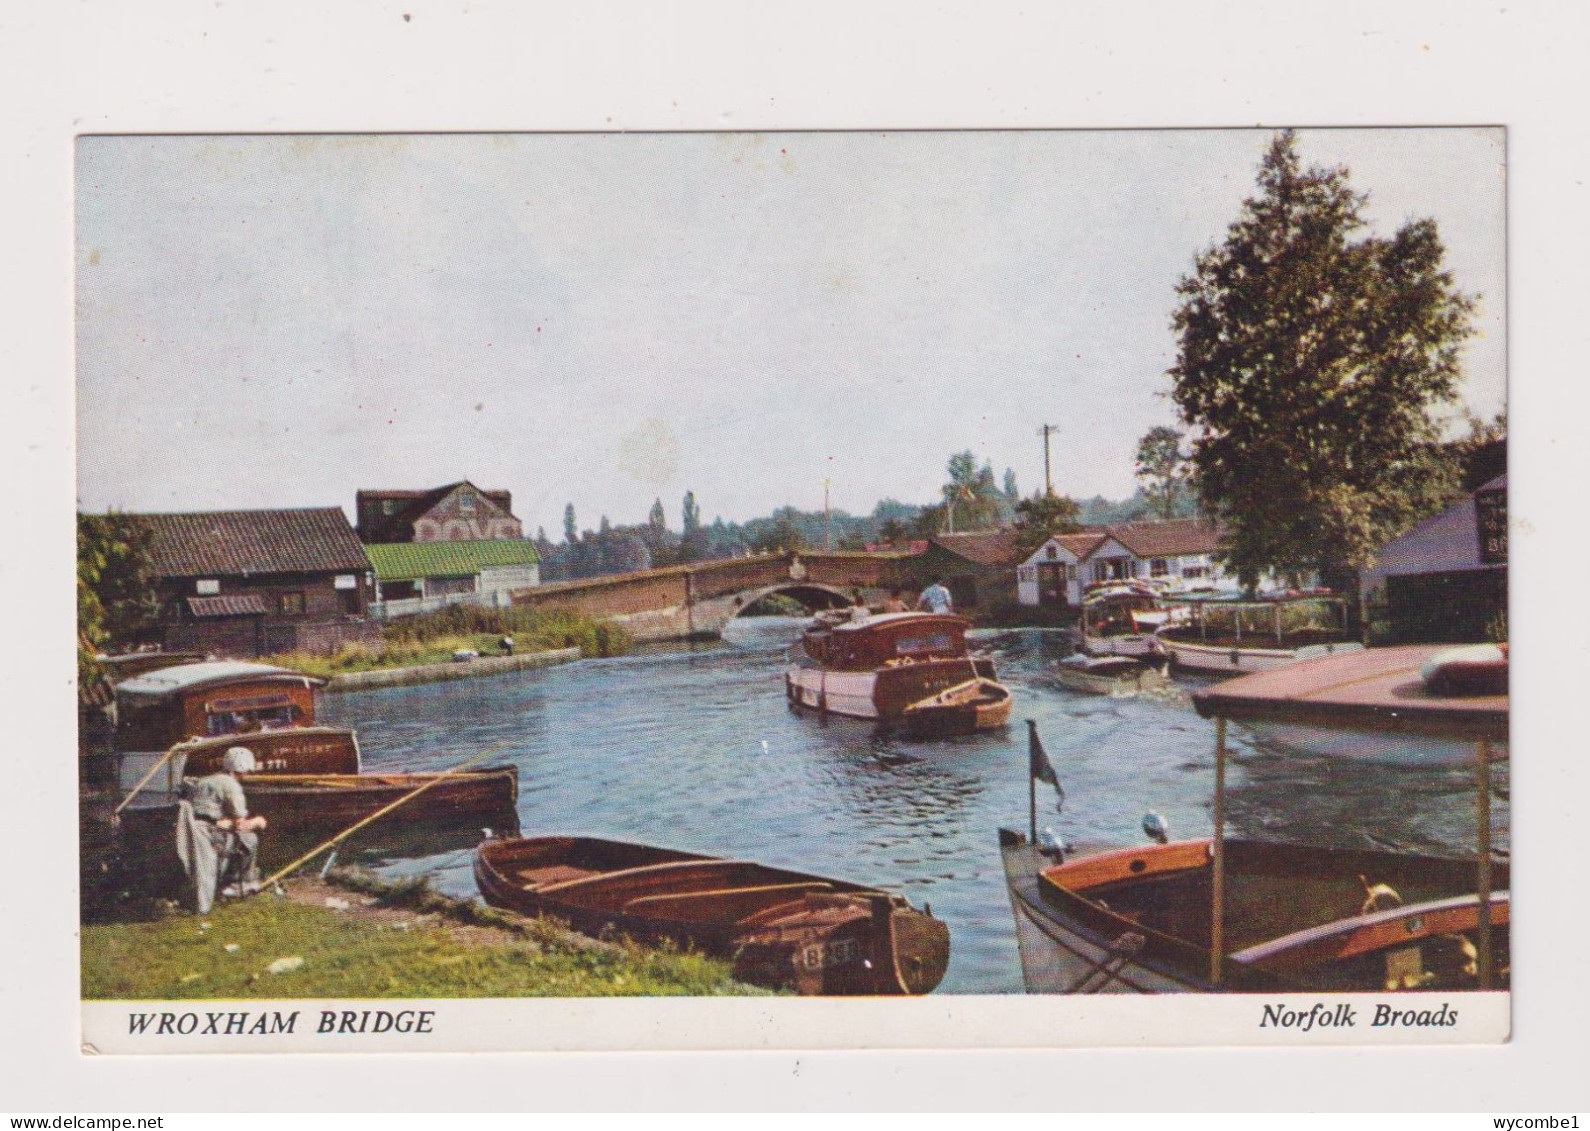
[264,607,628,681]
[81,869,770,1000]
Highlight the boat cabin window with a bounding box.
[206,694,303,736]
[894,631,958,657]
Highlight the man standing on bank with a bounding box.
[917,578,954,616]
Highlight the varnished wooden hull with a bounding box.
[176,726,362,776]
[900,679,1013,737]
[475,836,950,995]
[1000,831,1508,994]
[786,658,997,722]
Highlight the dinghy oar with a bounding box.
[114,742,184,816]
[257,744,508,891]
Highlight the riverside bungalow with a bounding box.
[365,539,541,618]
[1017,519,1228,608]
[140,508,379,658]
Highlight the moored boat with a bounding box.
[1001,648,1508,994]
[171,726,363,777]
[1075,582,1165,659]
[1154,595,1361,676]
[1054,654,1167,697]
[787,612,1003,726]
[474,836,951,995]
[900,677,1013,737]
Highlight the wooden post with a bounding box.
[1029,758,1038,846]
[1476,737,1494,990]
[1210,715,1227,986]
[1274,603,1283,647]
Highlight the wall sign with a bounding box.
[1475,486,1507,564]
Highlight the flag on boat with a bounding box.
[1026,719,1064,810]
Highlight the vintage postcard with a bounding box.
[74,128,1508,1053]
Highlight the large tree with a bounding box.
[1169,131,1475,588]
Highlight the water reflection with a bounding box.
[319,618,1508,994]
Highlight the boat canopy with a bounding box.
[1190,644,1507,742]
[114,660,323,702]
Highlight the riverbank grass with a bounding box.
[81,874,768,1000]
[264,607,629,680]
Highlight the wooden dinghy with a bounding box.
[1054,655,1167,697]
[899,677,1013,737]
[474,836,951,995]
[240,767,519,832]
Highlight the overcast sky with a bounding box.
[75,129,1505,535]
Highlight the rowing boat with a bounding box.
[474,836,951,995]
[899,677,1013,737]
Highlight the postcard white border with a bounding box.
[7,0,1589,1112]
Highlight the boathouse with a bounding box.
[1360,474,1508,645]
[356,481,523,544]
[914,530,1021,609]
[365,539,541,618]
[1016,519,1229,608]
[139,507,379,658]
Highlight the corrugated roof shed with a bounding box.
[141,508,371,577]
[364,539,540,581]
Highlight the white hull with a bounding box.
[786,668,880,720]
[1055,664,1168,698]
[1079,632,1162,659]
[1158,637,1363,676]
[1245,722,1508,768]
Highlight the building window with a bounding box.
[458,489,476,513]
[1183,565,1209,580]
[196,579,220,595]
[279,591,305,615]
[1150,558,1169,577]
[381,499,397,515]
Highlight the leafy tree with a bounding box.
[78,512,160,680]
[938,451,1006,532]
[1169,131,1474,588]
[681,491,702,535]
[878,517,907,545]
[1003,468,1019,500]
[1135,426,1191,520]
[1012,493,1083,559]
[563,503,577,545]
[648,498,667,531]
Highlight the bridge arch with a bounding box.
[728,583,855,618]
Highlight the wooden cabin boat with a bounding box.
[1054,654,1168,697]
[1001,647,1508,994]
[171,726,362,777]
[1076,583,1165,659]
[112,661,325,793]
[900,678,1013,737]
[474,836,951,995]
[787,612,1005,726]
[1154,595,1361,676]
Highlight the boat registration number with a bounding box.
[799,937,860,970]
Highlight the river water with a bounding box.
[318,619,1508,995]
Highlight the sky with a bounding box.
[75,128,1506,535]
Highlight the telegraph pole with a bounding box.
[1038,424,1057,496]
[822,478,832,551]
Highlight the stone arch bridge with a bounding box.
[509,552,918,643]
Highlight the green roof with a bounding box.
[364,539,540,581]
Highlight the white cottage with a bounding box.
[1017,519,1231,608]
